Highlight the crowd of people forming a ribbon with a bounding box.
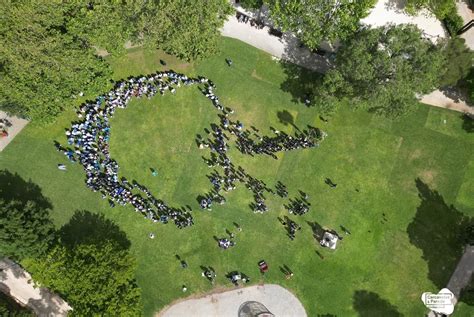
[58,70,326,230]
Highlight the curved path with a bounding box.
[0,258,72,316]
[157,284,306,317]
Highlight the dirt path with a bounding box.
[157,284,306,317]
[0,258,72,316]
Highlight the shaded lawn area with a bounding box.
[1,37,474,316]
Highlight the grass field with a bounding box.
[1,37,473,316]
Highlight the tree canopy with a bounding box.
[0,0,232,122]
[439,38,474,87]
[24,211,141,316]
[25,242,141,316]
[314,25,445,118]
[0,200,55,260]
[0,1,112,122]
[239,0,264,9]
[265,0,376,49]
[136,0,233,61]
[405,0,455,18]
[0,170,55,261]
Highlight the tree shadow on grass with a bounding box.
[59,210,130,251]
[461,113,474,133]
[353,290,402,317]
[407,179,472,289]
[0,169,52,209]
[277,110,294,126]
[279,61,322,104]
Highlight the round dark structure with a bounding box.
[238,301,274,317]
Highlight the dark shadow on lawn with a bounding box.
[277,110,295,128]
[462,113,474,133]
[0,169,52,210]
[279,61,322,104]
[307,220,324,241]
[407,179,472,289]
[59,210,130,251]
[459,277,474,305]
[353,290,402,317]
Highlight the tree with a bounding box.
[439,38,474,87]
[0,200,55,260]
[405,0,455,19]
[23,211,141,316]
[136,0,233,61]
[314,25,445,117]
[463,68,474,104]
[0,1,112,122]
[25,243,141,316]
[239,0,264,9]
[265,0,376,49]
[0,1,233,122]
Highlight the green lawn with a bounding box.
[1,37,473,316]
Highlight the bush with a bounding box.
[443,7,464,36]
[464,68,474,104]
[439,38,473,87]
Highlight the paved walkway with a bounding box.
[0,258,72,316]
[158,284,306,317]
[221,15,330,72]
[0,111,28,152]
[456,0,474,50]
[421,90,474,114]
[362,0,447,42]
[426,245,474,317]
[446,245,474,302]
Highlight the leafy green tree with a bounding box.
[0,1,112,122]
[23,211,141,316]
[405,0,455,18]
[0,199,55,261]
[25,242,141,316]
[439,38,474,87]
[136,0,233,61]
[265,0,376,49]
[464,68,474,104]
[0,0,233,122]
[315,25,445,117]
[239,0,264,9]
[61,2,139,56]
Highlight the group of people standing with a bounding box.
[60,71,214,228]
[60,65,326,229]
[196,78,324,215]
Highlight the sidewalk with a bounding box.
[221,15,330,73]
[0,258,72,316]
[0,111,28,152]
[456,0,474,50]
[427,246,474,316]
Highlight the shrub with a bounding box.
[443,7,464,36]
